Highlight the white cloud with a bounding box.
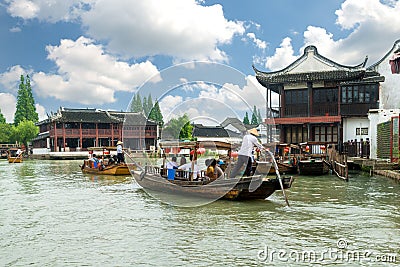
[5,0,95,22]
[158,75,276,125]
[247,32,267,50]
[265,37,298,71]
[0,65,32,94]
[263,0,400,68]
[35,103,47,121]
[81,0,245,62]
[5,0,245,62]
[0,93,17,123]
[9,26,21,33]
[32,36,160,105]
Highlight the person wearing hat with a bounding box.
[230,128,265,178]
[116,141,125,164]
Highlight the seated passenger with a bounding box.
[178,155,200,179]
[206,159,224,180]
[166,156,179,169]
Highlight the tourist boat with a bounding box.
[297,159,330,175]
[80,147,131,176]
[129,140,294,201]
[8,148,23,163]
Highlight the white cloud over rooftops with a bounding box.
[32,36,160,105]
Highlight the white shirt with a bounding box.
[238,134,264,157]
[117,144,122,153]
[178,162,200,178]
[166,161,178,169]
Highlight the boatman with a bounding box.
[230,128,265,178]
[116,141,125,164]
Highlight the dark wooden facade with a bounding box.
[33,108,159,152]
[255,45,384,146]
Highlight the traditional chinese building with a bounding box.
[254,45,384,148]
[368,39,400,160]
[33,107,159,152]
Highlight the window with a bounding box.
[341,84,378,104]
[313,125,338,143]
[356,127,369,135]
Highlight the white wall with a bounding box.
[371,41,400,109]
[342,117,370,142]
[368,109,400,159]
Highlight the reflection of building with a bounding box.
[33,107,158,152]
[254,45,384,146]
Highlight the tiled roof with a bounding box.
[193,124,241,138]
[253,45,373,86]
[267,116,341,125]
[36,107,155,125]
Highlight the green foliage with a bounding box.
[243,112,250,125]
[0,109,6,124]
[14,75,38,125]
[148,101,164,125]
[163,114,192,140]
[0,123,15,143]
[251,105,258,125]
[257,109,262,124]
[130,93,143,112]
[14,120,38,150]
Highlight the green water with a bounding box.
[0,160,399,266]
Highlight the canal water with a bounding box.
[0,159,399,266]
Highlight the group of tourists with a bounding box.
[88,140,126,170]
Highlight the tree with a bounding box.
[243,112,250,125]
[0,109,6,124]
[148,101,163,125]
[251,105,258,125]
[0,124,14,143]
[14,120,38,152]
[162,114,192,140]
[257,109,262,124]
[142,96,148,116]
[14,75,38,125]
[147,94,153,115]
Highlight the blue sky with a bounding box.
[0,0,399,124]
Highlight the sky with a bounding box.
[0,0,399,125]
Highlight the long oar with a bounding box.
[12,152,23,163]
[266,150,290,207]
[123,151,146,180]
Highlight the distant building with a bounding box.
[254,45,384,148]
[32,107,159,153]
[192,123,241,143]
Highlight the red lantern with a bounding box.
[284,147,289,153]
[190,150,195,155]
[197,148,206,154]
[231,151,238,157]
[320,145,326,150]
[305,145,310,152]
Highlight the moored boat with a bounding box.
[297,159,330,175]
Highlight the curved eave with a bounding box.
[252,45,368,77]
[368,39,400,70]
[256,70,365,86]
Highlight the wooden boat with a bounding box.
[8,148,23,163]
[80,146,132,176]
[297,159,330,175]
[129,140,294,201]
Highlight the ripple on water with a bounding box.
[0,160,399,266]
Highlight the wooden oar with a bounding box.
[266,150,290,207]
[12,152,23,163]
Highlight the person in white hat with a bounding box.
[116,141,125,164]
[230,128,265,178]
